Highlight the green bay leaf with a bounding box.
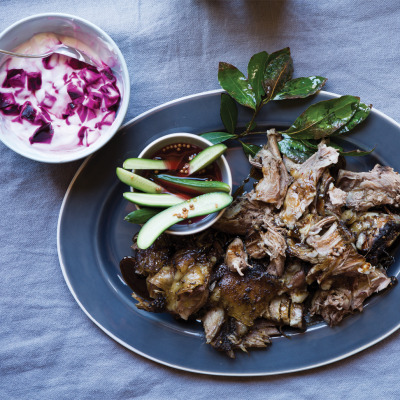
[220,93,238,134]
[247,51,269,106]
[278,137,314,163]
[334,102,371,135]
[200,131,237,144]
[218,62,256,110]
[273,76,327,100]
[283,95,360,139]
[240,141,261,158]
[263,51,293,101]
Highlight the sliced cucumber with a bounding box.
[155,174,230,194]
[188,143,227,176]
[116,167,164,194]
[124,208,161,224]
[137,192,233,249]
[123,158,168,170]
[123,192,183,208]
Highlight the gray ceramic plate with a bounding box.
[57,89,400,376]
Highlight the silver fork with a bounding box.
[0,44,96,67]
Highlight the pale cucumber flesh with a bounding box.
[123,158,167,170]
[123,192,183,208]
[155,174,230,193]
[137,192,233,249]
[116,167,164,194]
[188,143,227,176]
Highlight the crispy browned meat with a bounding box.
[213,193,268,235]
[279,143,339,229]
[202,314,280,358]
[131,234,172,276]
[249,130,292,208]
[341,210,400,265]
[209,264,279,326]
[337,164,400,211]
[125,231,226,320]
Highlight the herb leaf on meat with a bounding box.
[240,141,262,158]
[278,136,314,163]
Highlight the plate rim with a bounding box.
[57,89,400,376]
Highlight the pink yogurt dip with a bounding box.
[0,33,121,153]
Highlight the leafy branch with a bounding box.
[201,48,372,162]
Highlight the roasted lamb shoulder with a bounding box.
[279,143,339,229]
[337,164,400,211]
[248,129,292,208]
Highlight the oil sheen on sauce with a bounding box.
[143,142,222,224]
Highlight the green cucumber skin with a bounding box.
[137,192,233,249]
[123,192,183,208]
[116,167,164,194]
[155,174,230,193]
[123,158,167,170]
[188,143,227,176]
[124,208,161,224]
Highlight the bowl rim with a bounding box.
[133,132,233,236]
[0,12,130,163]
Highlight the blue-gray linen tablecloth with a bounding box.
[2,0,400,398]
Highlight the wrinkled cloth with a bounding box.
[1,1,400,399]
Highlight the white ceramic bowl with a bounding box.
[0,13,130,163]
[134,132,232,235]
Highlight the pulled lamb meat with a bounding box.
[337,164,400,211]
[287,215,375,286]
[202,310,280,358]
[310,270,394,326]
[120,130,400,358]
[244,219,287,277]
[279,143,339,229]
[249,129,292,208]
[225,237,249,276]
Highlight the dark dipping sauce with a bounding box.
[141,142,222,225]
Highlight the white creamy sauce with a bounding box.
[0,33,121,153]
